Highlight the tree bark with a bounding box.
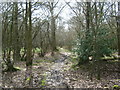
[2,3,16,72]
[51,16,57,55]
[49,2,57,56]
[25,1,33,87]
[117,2,120,60]
[13,2,20,61]
[117,2,120,80]
[86,2,90,38]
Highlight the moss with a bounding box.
[58,47,70,52]
[113,85,120,88]
[108,60,120,63]
[101,56,114,59]
[40,73,47,87]
[41,79,46,86]
[26,77,31,81]
[34,48,41,53]
[14,66,21,70]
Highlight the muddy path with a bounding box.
[45,53,71,88]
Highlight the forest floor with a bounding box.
[2,48,120,89]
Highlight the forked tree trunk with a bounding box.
[2,3,16,72]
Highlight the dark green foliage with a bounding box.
[73,27,114,65]
[73,29,93,65]
[95,27,113,57]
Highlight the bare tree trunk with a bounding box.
[13,2,20,62]
[49,2,57,56]
[85,2,93,81]
[117,2,120,80]
[46,22,51,51]
[51,16,57,55]
[2,3,16,72]
[25,1,33,87]
[94,2,101,80]
[26,1,32,67]
[86,2,90,39]
[117,2,120,59]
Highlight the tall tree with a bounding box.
[49,2,59,55]
[26,1,32,67]
[44,1,65,55]
[13,2,21,61]
[2,3,17,71]
[117,2,120,60]
[86,2,90,38]
[25,1,33,87]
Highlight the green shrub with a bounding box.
[73,27,114,65]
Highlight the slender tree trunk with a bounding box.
[84,2,91,61]
[94,2,101,80]
[25,1,33,87]
[117,2,120,80]
[77,2,91,66]
[86,2,90,38]
[26,1,32,67]
[51,16,57,55]
[50,2,57,56]
[13,2,20,61]
[46,22,51,51]
[117,2,120,59]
